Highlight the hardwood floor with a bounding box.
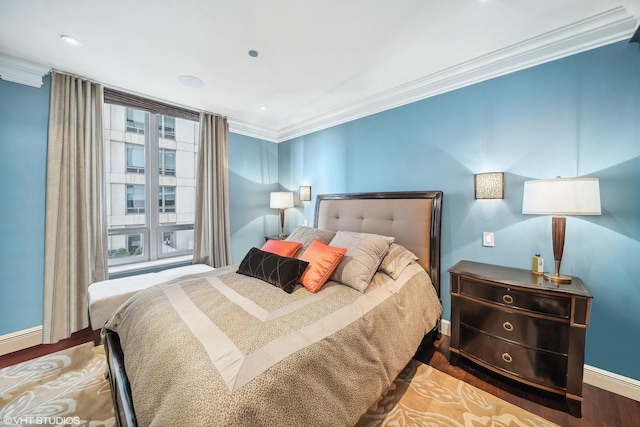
[0,327,94,369]
[1,330,638,426]
[417,335,640,427]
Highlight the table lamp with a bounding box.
[522,177,601,284]
[270,191,294,238]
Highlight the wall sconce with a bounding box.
[475,172,504,199]
[299,186,311,202]
[270,191,294,237]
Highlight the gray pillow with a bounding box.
[378,243,418,279]
[286,226,336,256]
[328,231,394,292]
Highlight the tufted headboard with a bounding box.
[314,191,443,296]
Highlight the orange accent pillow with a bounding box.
[261,239,302,258]
[299,239,347,293]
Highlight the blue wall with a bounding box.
[279,40,640,380]
[0,76,50,336]
[228,132,280,263]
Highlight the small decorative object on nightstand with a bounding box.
[265,234,288,241]
[449,260,592,417]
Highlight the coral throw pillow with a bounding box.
[261,239,302,258]
[299,239,347,293]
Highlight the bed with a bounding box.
[103,190,443,427]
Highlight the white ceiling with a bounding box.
[1,0,639,142]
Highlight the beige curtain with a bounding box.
[193,113,231,267]
[43,72,107,344]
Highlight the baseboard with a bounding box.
[583,364,640,402]
[0,326,42,356]
[438,319,640,402]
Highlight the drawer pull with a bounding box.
[502,294,514,304]
[501,352,513,363]
[502,321,514,332]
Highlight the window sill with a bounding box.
[108,255,193,279]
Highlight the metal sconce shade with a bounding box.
[299,186,311,202]
[475,172,504,199]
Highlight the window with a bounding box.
[159,186,176,213]
[126,144,145,174]
[158,115,175,139]
[159,148,176,176]
[126,108,145,134]
[126,185,146,214]
[105,102,198,267]
[127,234,143,256]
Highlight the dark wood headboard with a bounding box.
[314,191,443,296]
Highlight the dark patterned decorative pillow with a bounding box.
[237,247,309,293]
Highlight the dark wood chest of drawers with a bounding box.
[449,260,592,417]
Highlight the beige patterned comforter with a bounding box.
[104,261,442,426]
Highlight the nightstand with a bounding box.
[448,260,592,417]
[265,234,288,241]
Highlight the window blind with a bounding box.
[103,87,200,121]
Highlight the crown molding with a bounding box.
[0,54,51,88]
[228,118,279,142]
[266,6,638,143]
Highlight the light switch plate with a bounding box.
[483,232,495,247]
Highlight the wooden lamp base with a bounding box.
[549,216,572,284]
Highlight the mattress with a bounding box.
[88,264,214,329]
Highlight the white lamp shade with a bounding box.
[522,178,601,215]
[270,191,294,209]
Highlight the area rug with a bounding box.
[357,358,558,426]
[0,344,557,427]
[0,343,114,427]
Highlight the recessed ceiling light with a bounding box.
[248,50,259,58]
[178,75,204,88]
[60,35,82,46]
[259,105,267,111]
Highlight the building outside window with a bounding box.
[126,184,146,214]
[127,234,142,256]
[105,103,198,266]
[158,115,175,139]
[162,231,176,254]
[126,108,145,134]
[159,148,176,176]
[159,186,176,213]
[126,143,145,174]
